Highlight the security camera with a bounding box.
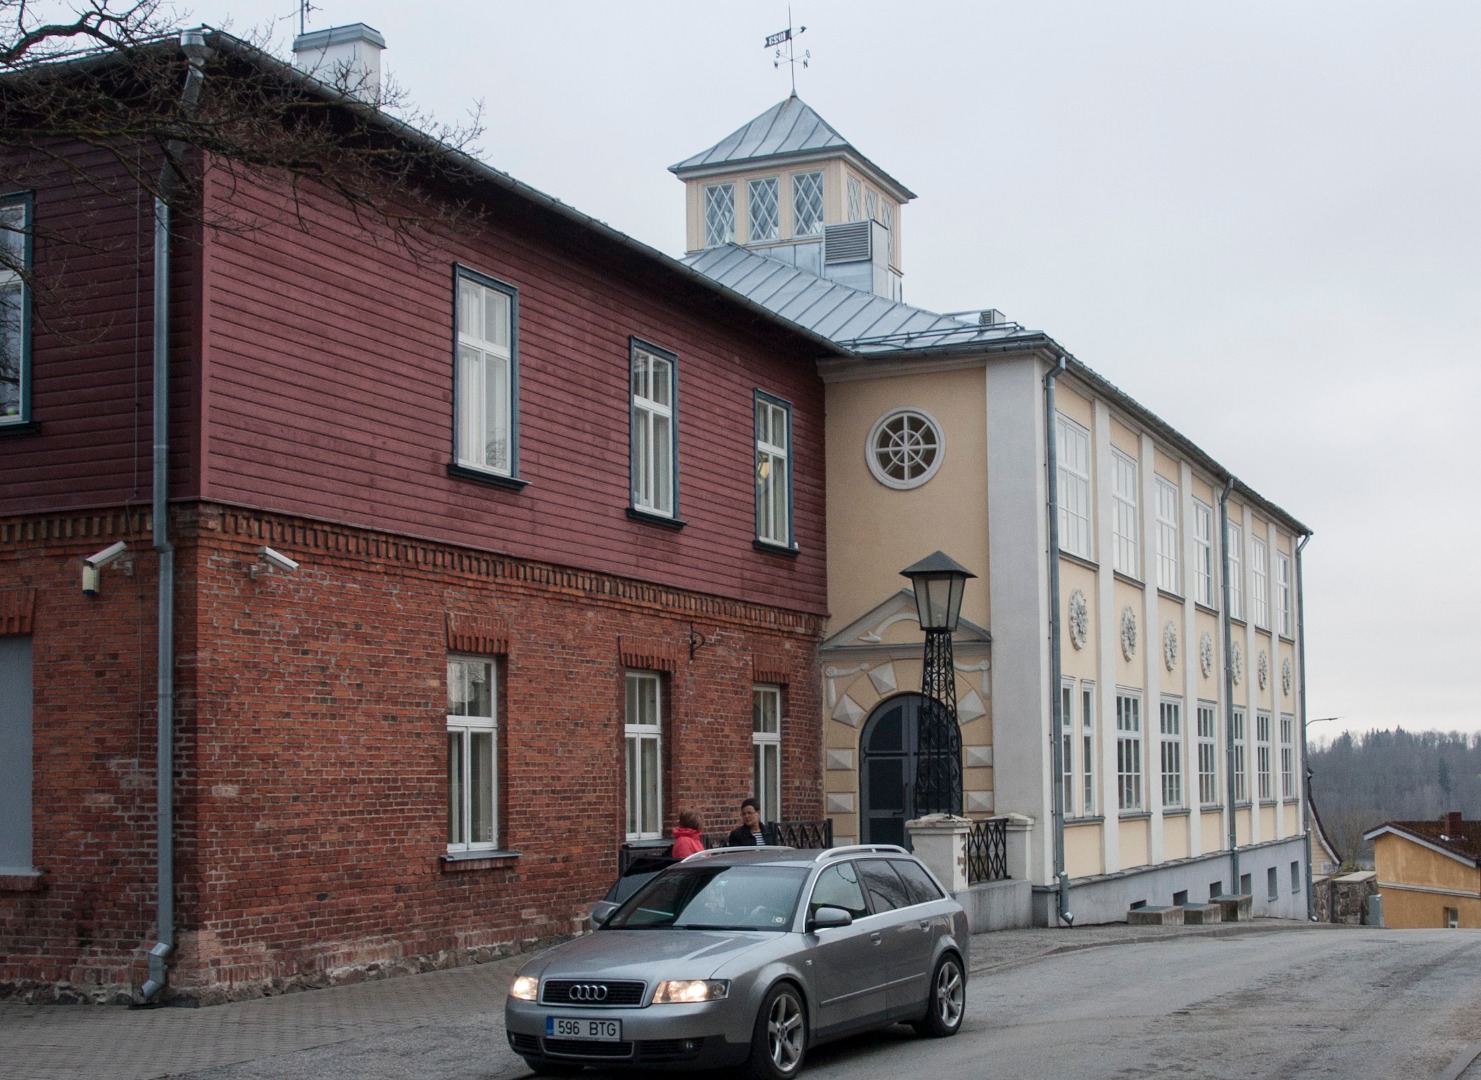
[259,547,299,573]
[85,541,129,568]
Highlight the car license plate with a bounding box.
[547,1016,622,1041]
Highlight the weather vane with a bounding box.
[765,9,809,95]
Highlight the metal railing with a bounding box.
[966,816,1009,884]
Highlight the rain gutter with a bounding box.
[140,28,210,1005]
[1296,531,1314,920]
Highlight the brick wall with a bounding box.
[0,504,824,1002]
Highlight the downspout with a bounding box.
[1296,531,1314,920]
[1219,478,1239,895]
[1044,354,1073,926]
[141,29,210,1005]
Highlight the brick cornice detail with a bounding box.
[0,588,37,635]
[752,651,791,685]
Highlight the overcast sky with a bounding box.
[190,0,1480,742]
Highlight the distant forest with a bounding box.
[1307,729,1481,869]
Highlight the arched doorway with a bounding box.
[859,693,926,847]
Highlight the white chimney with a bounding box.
[292,23,386,103]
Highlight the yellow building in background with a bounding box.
[1366,814,1481,929]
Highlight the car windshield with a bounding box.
[605,864,808,931]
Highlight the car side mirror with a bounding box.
[807,905,853,932]
[590,901,618,929]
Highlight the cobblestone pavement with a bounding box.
[0,919,1341,1080]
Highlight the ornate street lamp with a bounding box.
[901,551,975,817]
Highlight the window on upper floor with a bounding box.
[847,175,863,222]
[793,171,824,236]
[864,187,878,223]
[1082,683,1097,816]
[2,195,33,427]
[748,178,779,242]
[704,182,735,247]
[1276,552,1294,637]
[1251,537,1270,629]
[879,200,896,265]
[1232,707,1248,803]
[755,392,793,549]
[1192,499,1215,607]
[1160,697,1184,809]
[1255,711,1271,802]
[1111,450,1140,577]
[753,685,782,824]
[631,341,678,520]
[1280,713,1295,797]
[625,671,663,840]
[869,408,943,490]
[1155,476,1180,594]
[454,270,517,478]
[1056,414,1092,559]
[1226,522,1244,621]
[447,656,498,854]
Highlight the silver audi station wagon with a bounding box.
[505,845,969,1078]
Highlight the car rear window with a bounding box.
[858,858,912,913]
[606,865,807,931]
[890,858,946,904]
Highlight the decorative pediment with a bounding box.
[822,589,990,654]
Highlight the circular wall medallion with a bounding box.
[1282,657,1292,697]
[1120,607,1137,661]
[1257,650,1269,691]
[1163,622,1179,671]
[866,409,945,489]
[1200,632,1214,678]
[1068,589,1089,650]
[1231,640,1244,685]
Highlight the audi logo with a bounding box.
[567,984,609,1002]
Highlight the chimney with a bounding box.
[1444,811,1464,838]
[292,23,386,103]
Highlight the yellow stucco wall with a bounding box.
[1373,833,1481,929]
[1163,814,1190,861]
[1065,821,1104,877]
[1120,817,1151,870]
[824,368,989,634]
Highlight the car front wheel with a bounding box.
[913,953,965,1038]
[743,981,807,1080]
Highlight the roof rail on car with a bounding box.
[685,845,798,860]
[813,844,909,861]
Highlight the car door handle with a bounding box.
[870,932,882,945]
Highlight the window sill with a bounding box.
[0,420,39,436]
[1194,602,1220,617]
[1157,588,1185,604]
[1162,807,1191,817]
[1065,815,1105,826]
[627,507,687,530]
[442,849,521,871]
[447,463,529,491]
[0,870,46,892]
[1112,570,1145,588]
[753,539,799,558]
[1117,811,1152,821]
[1059,551,1099,573]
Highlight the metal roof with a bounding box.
[670,93,916,201]
[682,244,1032,355]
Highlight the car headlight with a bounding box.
[651,979,729,1004]
[509,975,539,1001]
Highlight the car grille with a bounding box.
[541,979,647,1006]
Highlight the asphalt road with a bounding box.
[159,926,1480,1080]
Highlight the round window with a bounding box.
[867,409,944,489]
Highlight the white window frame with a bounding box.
[447,656,498,853]
[631,341,677,518]
[1192,499,1215,607]
[1155,476,1180,594]
[1061,679,1076,818]
[792,170,824,236]
[1,195,32,426]
[704,182,735,247]
[1232,707,1248,803]
[755,392,793,548]
[454,270,516,477]
[1160,697,1184,809]
[1082,683,1097,815]
[748,177,779,242]
[753,685,782,825]
[1197,701,1219,806]
[1226,522,1244,622]
[1276,552,1293,637]
[1111,450,1140,576]
[625,671,663,840]
[1256,710,1273,802]
[1251,537,1270,629]
[868,408,944,490]
[1116,691,1143,812]
[1280,713,1295,798]
[1056,414,1092,558]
